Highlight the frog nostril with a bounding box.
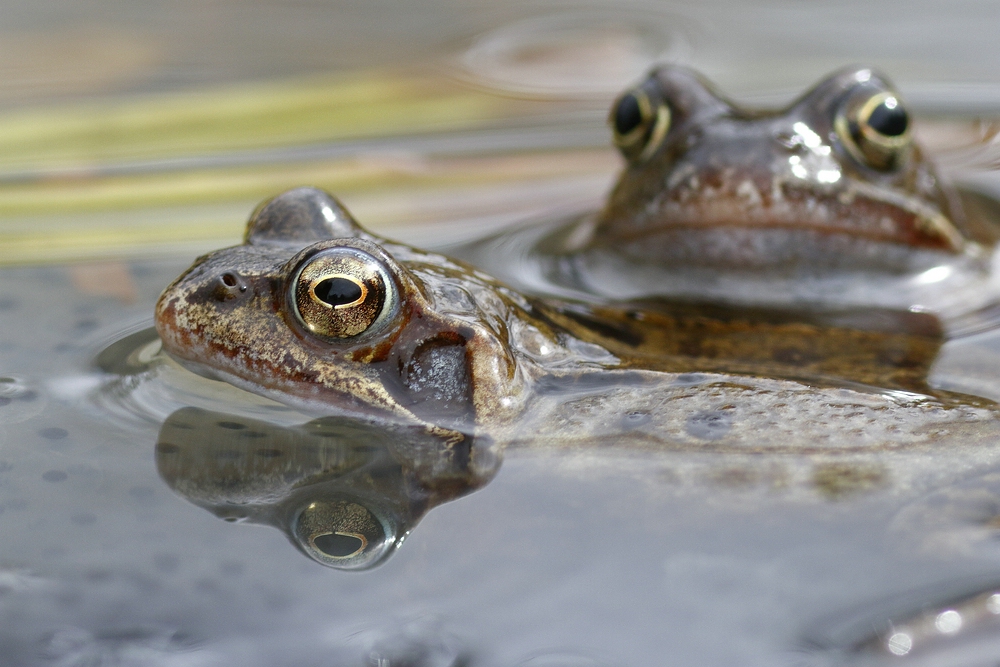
[214,272,248,301]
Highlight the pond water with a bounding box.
[7,1,1000,666]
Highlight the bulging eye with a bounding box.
[609,80,671,163]
[290,247,396,339]
[292,499,395,570]
[835,89,911,171]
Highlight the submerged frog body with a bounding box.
[461,66,1000,311]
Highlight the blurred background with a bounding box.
[2,0,1000,264]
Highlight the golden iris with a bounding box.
[610,83,671,163]
[835,89,912,171]
[292,249,389,339]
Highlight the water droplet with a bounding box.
[935,609,962,634]
[886,631,913,656]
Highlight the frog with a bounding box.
[155,66,1000,450]
[456,65,1000,314]
[154,182,998,455]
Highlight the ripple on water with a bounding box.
[804,578,1000,665]
[458,8,695,98]
[889,468,1000,558]
[40,625,204,667]
[356,619,465,667]
[0,376,45,424]
[517,653,612,667]
[89,327,308,429]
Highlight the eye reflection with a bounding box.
[294,499,391,569]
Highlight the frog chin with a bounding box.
[160,345,460,435]
[160,349,289,402]
[167,354,228,383]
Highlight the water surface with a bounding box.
[7,2,1000,665]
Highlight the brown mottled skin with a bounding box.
[156,67,995,439]
[156,188,530,441]
[575,65,988,270]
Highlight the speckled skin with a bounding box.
[573,66,985,272]
[156,189,538,441]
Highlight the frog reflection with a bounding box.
[155,407,495,569]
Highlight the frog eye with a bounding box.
[609,82,671,163]
[292,499,395,570]
[290,247,396,339]
[835,90,912,171]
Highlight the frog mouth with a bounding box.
[598,169,970,258]
[155,313,474,447]
[592,225,983,278]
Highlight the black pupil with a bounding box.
[314,532,364,558]
[867,100,908,137]
[314,277,363,306]
[614,93,644,136]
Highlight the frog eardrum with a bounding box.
[610,78,671,163]
[289,245,397,339]
[835,81,912,171]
